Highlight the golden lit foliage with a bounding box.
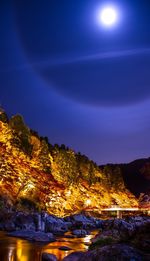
[0,112,138,216]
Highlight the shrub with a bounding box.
[16,197,41,212]
[89,236,115,250]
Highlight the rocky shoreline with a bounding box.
[64,216,150,261]
[0,211,149,260]
[0,211,102,239]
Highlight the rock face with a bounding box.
[0,212,45,233]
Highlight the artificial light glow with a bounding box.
[86,199,91,206]
[66,190,71,196]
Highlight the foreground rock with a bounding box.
[58,246,72,251]
[87,216,150,261]
[45,215,69,235]
[8,230,56,242]
[72,229,89,237]
[42,253,57,261]
[80,244,143,261]
[96,216,150,249]
[62,251,85,261]
[0,211,101,237]
[62,216,150,261]
[65,214,102,230]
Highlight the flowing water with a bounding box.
[0,231,98,261]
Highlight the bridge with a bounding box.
[100,207,150,218]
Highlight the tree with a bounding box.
[39,140,51,173]
[9,115,32,156]
[103,165,112,187]
[51,148,78,184]
[0,107,8,123]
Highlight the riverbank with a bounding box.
[0,211,149,260]
[0,230,97,261]
[64,215,150,261]
[0,211,102,239]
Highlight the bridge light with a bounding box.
[86,199,91,206]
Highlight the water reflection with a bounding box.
[0,231,98,261]
[0,232,41,261]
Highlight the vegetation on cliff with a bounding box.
[0,108,138,216]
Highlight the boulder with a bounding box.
[42,253,57,261]
[91,229,120,246]
[132,220,150,253]
[89,217,150,260]
[14,213,36,231]
[80,244,143,261]
[63,234,75,239]
[58,246,72,251]
[4,221,16,232]
[114,219,136,239]
[62,251,85,261]
[72,229,89,237]
[45,215,68,235]
[0,212,16,232]
[8,230,55,242]
[67,214,101,230]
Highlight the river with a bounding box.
[0,231,98,261]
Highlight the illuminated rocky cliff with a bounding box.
[0,108,138,216]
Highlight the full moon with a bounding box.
[99,6,118,27]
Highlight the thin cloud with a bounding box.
[1,47,150,72]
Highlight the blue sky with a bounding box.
[1,0,150,164]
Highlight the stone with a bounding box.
[62,251,85,261]
[58,246,72,251]
[4,221,16,232]
[80,244,143,261]
[89,216,150,260]
[72,229,89,237]
[66,214,101,230]
[42,253,57,261]
[45,215,68,235]
[8,230,55,242]
[14,213,36,231]
[91,229,120,246]
[63,234,75,239]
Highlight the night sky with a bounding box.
[1,0,150,164]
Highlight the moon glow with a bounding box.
[99,6,118,27]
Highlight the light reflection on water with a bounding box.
[0,231,98,261]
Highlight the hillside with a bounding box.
[120,159,150,196]
[100,158,150,197]
[0,108,138,216]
